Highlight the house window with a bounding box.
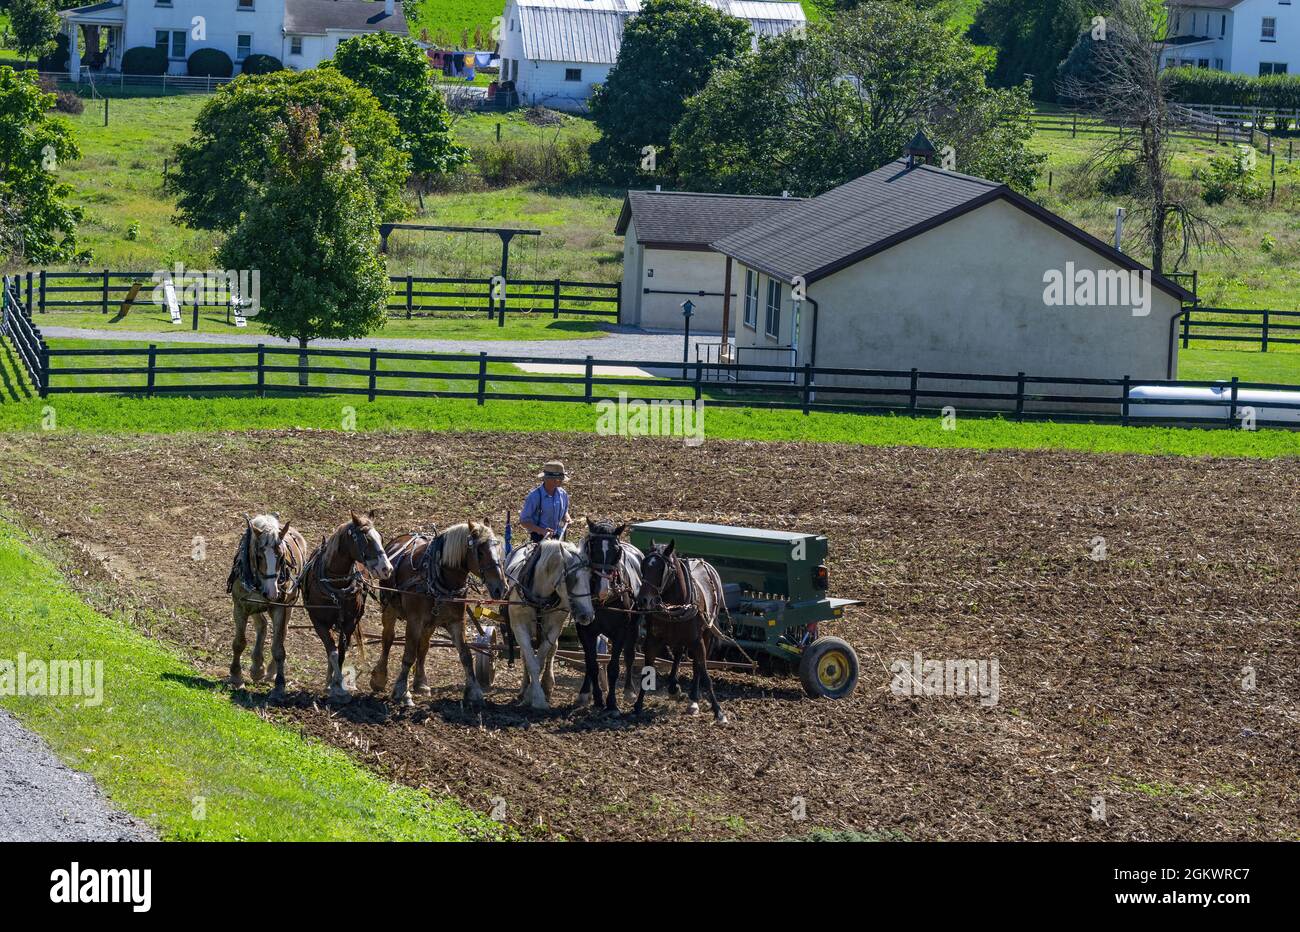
[155,0,172,6]
[290,37,303,55]
[236,35,252,60]
[238,0,255,8]
[1221,15,1226,36]
[158,30,186,59]
[564,68,582,81]
[742,269,758,329]
[1214,58,1224,69]
[1262,17,1276,39]
[1198,58,1210,68]
[764,279,781,339]
[1260,62,1289,74]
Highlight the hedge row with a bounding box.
[1163,67,1300,110]
[119,47,283,77]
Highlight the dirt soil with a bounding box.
[1,430,1296,841]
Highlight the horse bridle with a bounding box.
[248,530,299,598]
[586,533,631,602]
[640,548,696,618]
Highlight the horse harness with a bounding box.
[386,529,476,605]
[645,552,711,623]
[303,524,376,617]
[588,535,636,609]
[508,543,565,613]
[226,528,303,604]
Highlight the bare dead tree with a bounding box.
[1056,0,1225,272]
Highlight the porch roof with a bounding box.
[59,1,125,24]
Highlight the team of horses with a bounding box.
[225,514,730,722]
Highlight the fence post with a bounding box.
[477,351,488,405]
[1182,309,1190,348]
[39,345,49,398]
[25,271,33,313]
[406,275,413,320]
[553,279,561,319]
[1227,376,1239,430]
[584,355,594,404]
[1015,372,1026,422]
[694,361,703,405]
[1262,310,1270,352]
[486,279,495,321]
[497,283,507,329]
[367,347,378,402]
[146,343,157,398]
[1121,374,1130,427]
[256,343,266,398]
[908,368,918,411]
[1072,113,1077,138]
[101,269,109,314]
[38,270,46,314]
[801,363,812,415]
[191,293,199,331]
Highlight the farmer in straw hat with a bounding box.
[520,460,571,543]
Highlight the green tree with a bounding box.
[170,68,408,232]
[673,5,1044,195]
[324,32,466,180]
[0,66,83,264]
[972,0,1098,102]
[216,105,390,386]
[9,0,60,63]
[589,0,750,183]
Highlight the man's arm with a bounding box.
[518,487,550,537]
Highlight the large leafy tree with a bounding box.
[672,4,1044,196]
[323,32,466,179]
[8,0,60,63]
[0,66,83,264]
[170,69,408,232]
[589,0,750,183]
[971,0,1099,102]
[216,105,391,385]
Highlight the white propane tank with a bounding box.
[1128,384,1300,425]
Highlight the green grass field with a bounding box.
[0,515,504,840]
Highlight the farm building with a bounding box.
[1161,1,1296,76]
[494,0,807,112]
[58,0,407,78]
[615,189,804,331]
[693,139,1194,403]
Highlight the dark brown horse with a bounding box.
[370,522,507,707]
[576,518,642,714]
[300,512,394,702]
[633,540,729,723]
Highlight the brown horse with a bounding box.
[633,540,729,724]
[226,513,307,698]
[300,512,394,702]
[370,522,507,707]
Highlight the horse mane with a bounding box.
[439,522,496,567]
[533,539,577,582]
[250,514,281,538]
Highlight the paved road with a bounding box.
[0,708,155,841]
[41,324,720,364]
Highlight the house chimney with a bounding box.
[385,0,395,15]
[903,129,936,168]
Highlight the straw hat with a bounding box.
[537,461,569,482]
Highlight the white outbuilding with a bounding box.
[495,0,807,112]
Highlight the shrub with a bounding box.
[1164,66,1300,110]
[54,90,84,114]
[187,48,233,78]
[121,46,167,76]
[240,54,283,75]
[1201,151,1266,205]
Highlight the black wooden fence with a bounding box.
[14,270,620,326]
[13,338,1300,429]
[1180,307,1300,351]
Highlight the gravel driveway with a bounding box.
[0,709,155,841]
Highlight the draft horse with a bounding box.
[300,512,394,702]
[370,521,508,707]
[633,540,729,724]
[504,539,595,710]
[226,513,307,698]
[576,518,643,713]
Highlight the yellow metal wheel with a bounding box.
[799,636,859,699]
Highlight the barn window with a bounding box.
[565,68,582,81]
[290,37,303,55]
[743,269,758,329]
[765,279,782,338]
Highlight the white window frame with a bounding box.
[764,278,782,340]
[290,36,303,56]
[167,31,186,60]
[742,269,758,329]
[1262,17,1277,39]
[564,68,582,82]
[236,34,252,61]
[238,0,256,9]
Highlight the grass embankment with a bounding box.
[0,515,503,841]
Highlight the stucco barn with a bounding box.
[615,190,803,331]
[702,142,1194,403]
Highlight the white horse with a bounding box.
[226,513,307,698]
[505,540,595,710]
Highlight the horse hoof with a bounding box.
[688,702,701,716]
[268,686,285,701]
[413,683,431,696]
[227,675,243,689]
[575,692,592,709]
[369,675,387,693]
[714,713,728,725]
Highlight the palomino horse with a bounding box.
[300,512,394,702]
[504,539,595,710]
[633,540,729,723]
[370,521,508,707]
[226,513,307,698]
[576,518,643,713]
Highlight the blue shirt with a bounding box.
[520,485,569,534]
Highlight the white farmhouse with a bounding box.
[495,0,806,112]
[58,0,407,78]
[1162,1,1296,76]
